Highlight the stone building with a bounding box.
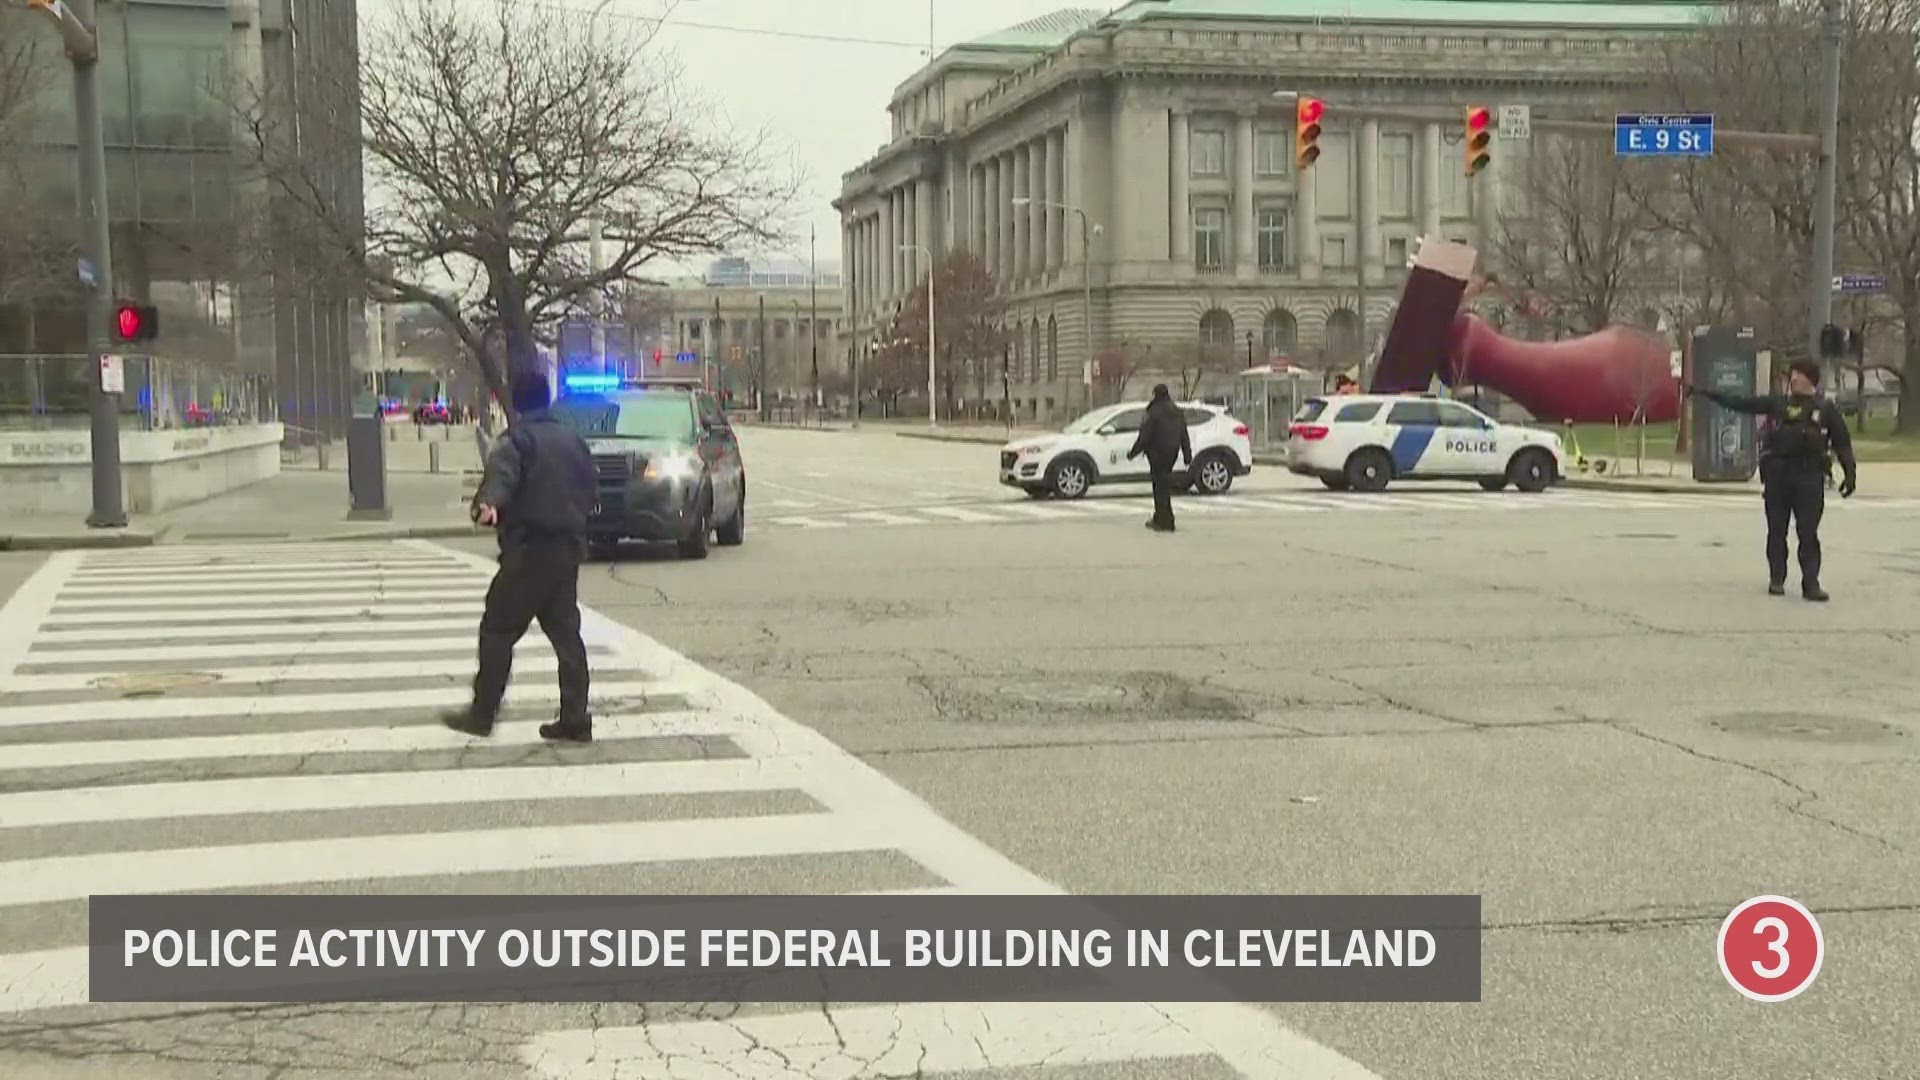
[834,0,1712,421]
[648,258,848,403]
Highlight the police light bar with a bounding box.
[562,373,622,392]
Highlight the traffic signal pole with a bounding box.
[30,0,125,526]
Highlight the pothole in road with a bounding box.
[93,671,223,697]
[915,673,1249,724]
[1707,711,1905,745]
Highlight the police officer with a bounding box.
[442,370,599,740]
[1687,359,1857,601]
[1127,384,1192,532]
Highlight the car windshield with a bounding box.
[550,393,696,440]
[1063,409,1118,434]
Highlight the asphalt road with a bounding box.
[0,425,1915,1079]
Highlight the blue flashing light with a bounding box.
[563,373,622,392]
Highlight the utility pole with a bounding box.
[1808,0,1845,389]
[809,225,821,409]
[757,294,768,421]
[588,215,607,372]
[28,0,124,526]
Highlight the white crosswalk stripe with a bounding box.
[752,486,1848,531]
[0,539,1377,1079]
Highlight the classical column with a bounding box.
[1012,145,1031,283]
[1065,117,1088,265]
[1045,128,1065,269]
[1297,157,1320,281]
[915,178,935,281]
[896,188,909,296]
[971,165,986,254]
[1419,123,1444,243]
[1359,119,1381,284]
[1169,109,1191,262]
[986,159,1002,278]
[1029,137,1049,276]
[1234,111,1256,277]
[883,192,898,303]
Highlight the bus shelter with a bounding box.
[1233,362,1321,453]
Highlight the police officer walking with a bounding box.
[1686,359,1857,601]
[1126,384,1192,532]
[442,370,600,740]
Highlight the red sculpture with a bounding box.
[1440,313,1681,424]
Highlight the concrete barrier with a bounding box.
[0,423,285,514]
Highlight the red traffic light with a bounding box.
[1298,97,1324,124]
[113,302,158,343]
[1466,107,1491,132]
[116,306,141,339]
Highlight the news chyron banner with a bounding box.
[92,895,1481,1004]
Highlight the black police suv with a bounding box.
[548,383,747,559]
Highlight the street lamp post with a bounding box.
[1011,197,1098,414]
[27,0,125,527]
[900,244,936,428]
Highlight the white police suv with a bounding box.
[1000,400,1254,500]
[1286,394,1563,493]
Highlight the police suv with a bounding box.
[1000,400,1254,499]
[1286,394,1563,493]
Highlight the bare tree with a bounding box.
[1161,337,1238,399]
[235,0,797,405]
[1642,0,1920,431]
[1488,137,1661,335]
[0,15,70,312]
[879,252,1007,418]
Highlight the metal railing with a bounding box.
[0,354,277,432]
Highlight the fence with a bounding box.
[0,353,276,432]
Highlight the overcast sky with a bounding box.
[372,0,1091,274]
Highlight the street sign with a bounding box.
[1497,104,1530,140]
[675,350,698,365]
[98,353,124,394]
[1833,273,1886,294]
[1615,113,1713,156]
[77,257,96,288]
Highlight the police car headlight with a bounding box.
[643,453,698,481]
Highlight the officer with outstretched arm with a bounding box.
[442,370,599,740]
[1685,359,1857,601]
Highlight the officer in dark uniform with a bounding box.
[442,370,599,740]
[1127,384,1192,532]
[1687,359,1857,601]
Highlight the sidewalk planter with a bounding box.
[0,422,285,514]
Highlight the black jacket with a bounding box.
[475,408,598,536]
[1698,388,1856,481]
[1128,397,1192,466]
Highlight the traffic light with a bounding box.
[1464,106,1492,176]
[1818,323,1846,359]
[1295,96,1324,170]
[113,302,158,344]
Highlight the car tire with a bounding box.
[677,493,711,559]
[1508,448,1554,493]
[1046,457,1093,500]
[715,479,745,546]
[1320,475,1351,491]
[1344,448,1392,493]
[1479,477,1508,492]
[1192,451,1235,495]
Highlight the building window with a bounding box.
[1257,208,1291,269]
[1380,134,1414,218]
[1255,127,1291,176]
[1030,321,1043,382]
[1387,237,1409,267]
[1191,128,1227,176]
[1325,309,1362,359]
[1321,236,1349,268]
[1047,316,1059,382]
[1318,132,1353,217]
[1194,208,1228,268]
[1439,160,1472,215]
[1199,309,1235,348]
[1262,310,1298,358]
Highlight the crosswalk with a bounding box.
[0,539,1381,1079]
[762,488,1920,530]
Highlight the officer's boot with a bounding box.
[1802,580,1829,602]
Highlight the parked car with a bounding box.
[999,401,1254,500]
[1286,394,1564,493]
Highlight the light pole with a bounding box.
[1808,0,1844,388]
[27,0,125,527]
[900,244,936,428]
[1011,196,1099,414]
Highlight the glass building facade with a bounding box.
[0,0,365,441]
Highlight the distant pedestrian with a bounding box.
[1127,384,1191,533]
[1685,359,1857,601]
[443,370,599,741]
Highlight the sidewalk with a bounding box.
[0,469,482,550]
[1246,453,1920,498]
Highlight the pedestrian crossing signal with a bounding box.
[1465,107,1492,176]
[113,302,158,343]
[1295,97,1324,170]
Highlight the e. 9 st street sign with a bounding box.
[1615,114,1714,157]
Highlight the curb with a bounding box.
[1560,477,1755,497]
[0,531,158,551]
[896,431,1032,446]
